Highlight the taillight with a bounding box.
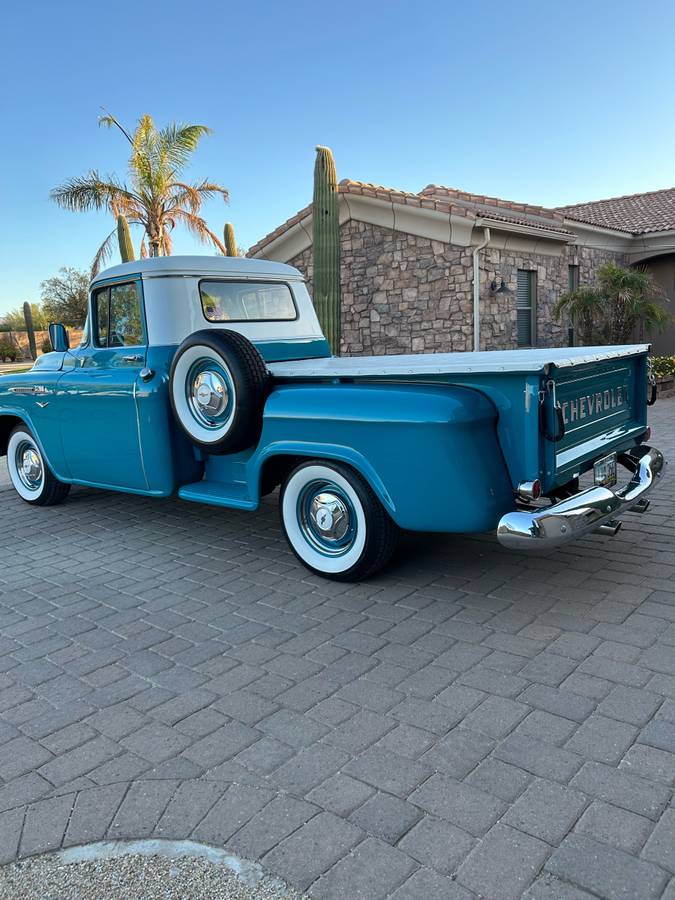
[518,480,542,501]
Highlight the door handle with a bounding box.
[123,354,144,362]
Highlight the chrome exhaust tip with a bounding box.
[595,520,623,536]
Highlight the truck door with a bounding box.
[57,277,149,491]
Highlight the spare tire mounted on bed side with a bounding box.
[169,329,269,455]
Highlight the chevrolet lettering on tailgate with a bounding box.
[562,384,629,425]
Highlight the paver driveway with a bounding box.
[0,399,674,899]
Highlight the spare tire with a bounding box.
[169,329,269,455]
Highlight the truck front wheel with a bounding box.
[280,461,399,581]
[6,425,70,506]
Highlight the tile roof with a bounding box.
[419,184,572,234]
[338,179,472,217]
[556,187,675,234]
[247,202,313,256]
[248,180,477,255]
[249,179,573,256]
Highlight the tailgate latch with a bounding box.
[540,379,566,443]
[647,358,657,406]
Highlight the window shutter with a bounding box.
[516,270,533,347]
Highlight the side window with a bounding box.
[110,283,144,346]
[95,288,110,346]
[94,282,144,347]
[79,314,91,347]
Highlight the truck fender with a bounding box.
[252,382,515,533]
[0,409,40,456]
[255,441,396,516]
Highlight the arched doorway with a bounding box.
[631,252,675,354]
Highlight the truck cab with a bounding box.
[0,256,665,580]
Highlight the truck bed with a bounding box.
[268,345,649,378]
[268,343,651,495]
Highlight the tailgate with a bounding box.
[543,352,649,487]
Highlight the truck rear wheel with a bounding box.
[280,460,399,581]
[6,425,70,506]
[169,330,269,455]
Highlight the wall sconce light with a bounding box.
[490,276,512,294]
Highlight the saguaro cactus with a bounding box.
[23,302,37,361]
[313,146,341,354]
[224,223,238,257]
[117,214,135,263]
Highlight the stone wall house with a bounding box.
[249,181,675,356]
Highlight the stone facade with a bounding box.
[289,220,627,356]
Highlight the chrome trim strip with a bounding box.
[555,424,642,468]
[139,272,304,282]
[560,408,629,440]
[497,445,665,551]
[133,380,151,492]
[555,365,630,388]
[8,385,53,396]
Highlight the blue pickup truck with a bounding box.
[0,257,665,580]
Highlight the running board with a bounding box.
[178,480,257,510]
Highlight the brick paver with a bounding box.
[0,399,673,897]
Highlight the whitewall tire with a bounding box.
[280,460,399,581]
[169,330,269,455]
[7,426,70,506]
[171,345,238,446]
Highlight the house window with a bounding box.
[516,270,535,347]
[568,264,580,292]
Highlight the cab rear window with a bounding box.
[199,280,297,322]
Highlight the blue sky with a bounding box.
[2,0,675,315]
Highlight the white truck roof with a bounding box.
[91,256,303,286]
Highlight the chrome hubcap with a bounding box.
[298,482,357,556]
[309,492,350,542]
[190,370,228,423]
[16,441,43,491]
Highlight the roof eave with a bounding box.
[561,217,634,237]
[475,216,574,243]
[250,191,582,263]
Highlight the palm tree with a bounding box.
[597,263,670,342]
[554,262,670,345]
[51,113,229,276]
[552,286,604,345]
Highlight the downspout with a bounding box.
[472,224,490,352]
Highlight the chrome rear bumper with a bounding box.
[497,445,665,551]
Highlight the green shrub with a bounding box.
[0,340,19,362]
[41,337,53,354]
[651,355,675,378]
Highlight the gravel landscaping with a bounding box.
[0,841,305,900]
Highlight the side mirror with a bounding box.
[48,323,70,353]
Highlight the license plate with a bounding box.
[594,452,617,487]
